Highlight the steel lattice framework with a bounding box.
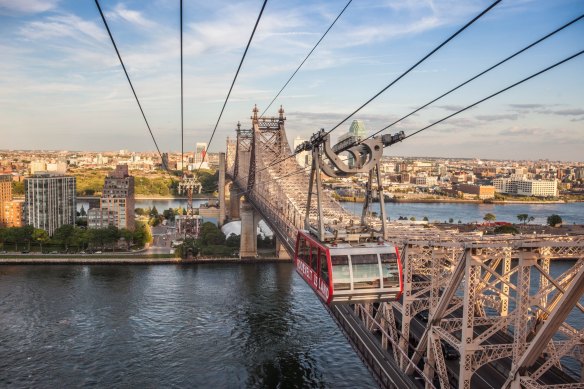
[225,107,584,389]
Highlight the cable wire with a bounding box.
[180,0,184,173]
[402,49,584,141]
[358,13,584,143]
[323,0,501,137]
[260,0,353,117]
[196,0,269,173]
[232,0,501,183]
[94,0,167,171]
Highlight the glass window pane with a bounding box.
[381,253,399,288]
[331,255,350,291]
[320,249,329,284]
[310,246,318,272]
[351,254,381,289]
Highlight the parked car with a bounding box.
[0,250,7,254]
[21,251,30,254]
[50,251,58,254]
[95,251,103,254]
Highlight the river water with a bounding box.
[77,200,583,226]
[0,263,376,388]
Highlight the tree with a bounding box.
[53,224,75,251]
[448,218,454,224]
[493,225,519,235]
[119,228,134,250]
[423,216,429,222]
[547,214,563,227]
[150,206,159,217]
[32,229,50,252]
[517,214,528,224]
[483,213,496,222]
[80,205,87,217]
[163,208,175,222]
[225,233,240,247]
[528,216,535,224]
[135,208,146,216]
[133,222,152,247]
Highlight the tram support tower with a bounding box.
[297,129,404,242]
[178,175,202,238]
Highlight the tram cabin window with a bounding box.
[380,253,399,287]
[331,255,350,290]
[309,246,318,272]
[320,250,329,284]
[298,237,307,262]
[351,254,381,289]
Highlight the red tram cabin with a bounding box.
[294,231,403,305]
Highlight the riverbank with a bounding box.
[0,255,287,265]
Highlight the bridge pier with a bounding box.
[275,237,291,260]
[229,188,241,220]
[239,199,259,258]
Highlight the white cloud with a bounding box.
[19,13,107,43]
[106,3,156,28]
[0,0,59,14]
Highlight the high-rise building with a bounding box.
[194,142,208,169]
[90,165,135,230]
[0,175,11,203]
[337,120,368,167]
[24,173,76,235]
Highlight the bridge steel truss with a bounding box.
[355,235,584,389]
[225,107,584,389]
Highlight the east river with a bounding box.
[77,199,584,225]
[0,263,376,388]
[1,263,582,386]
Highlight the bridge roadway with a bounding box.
[395,304,578,388]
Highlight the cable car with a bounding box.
[294,230,403,305]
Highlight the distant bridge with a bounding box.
[217,106,584,389]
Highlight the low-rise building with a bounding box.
[493,178,557,197]
[457,184,495,199]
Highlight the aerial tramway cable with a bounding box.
[180,0,184,173]
[354,13,584,145]
[230,49,584,197]
[260,0,353,117]
[195,0,269,173]
[94,0,169,173]
[231,0,501,184]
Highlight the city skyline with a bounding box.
[1,0,583,161]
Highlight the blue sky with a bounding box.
[0,0,583,161]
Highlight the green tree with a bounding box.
[133,222,152,247]
[517,214,528,224]
[32,229,50,252]
[21,225,34,250]
[80,205,87,217]
[150,206,159,217]
[423,216,429,222]
[119,228,134,250]
[547,214,563,227]
[448,218,454,224]
[225,233,240,247]
[53,224,75,251]
[135,208,146,216]
[493,225,519,234]
[163,208,175,222]
[483,213,496,222]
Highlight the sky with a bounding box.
[0,0,583,161]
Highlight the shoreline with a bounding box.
[0,256,288,265]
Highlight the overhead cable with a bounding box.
[197,0,269,172]
[403,49,584,141]
[94,0,168,172]
[323,0,502,137]
[261,0,353,117]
